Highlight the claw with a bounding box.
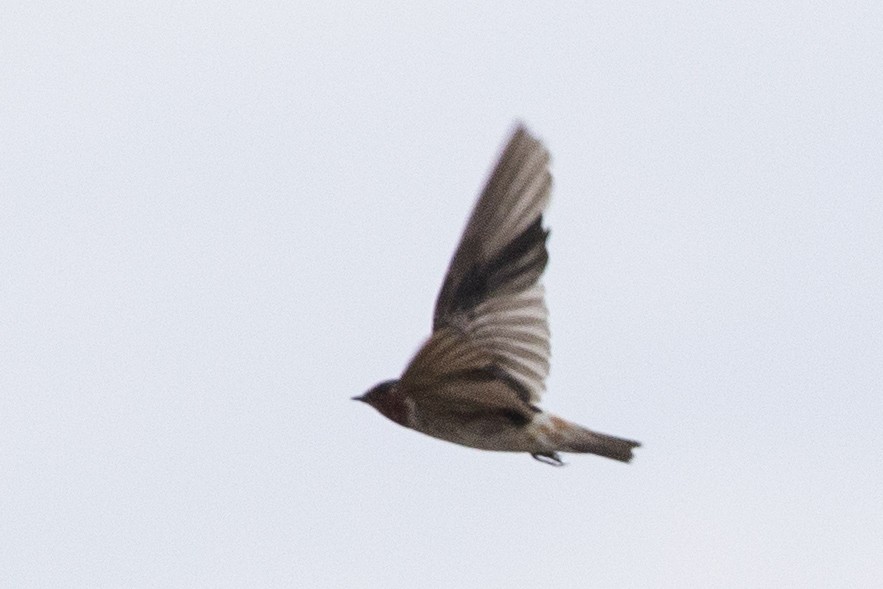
[531,452,565,466]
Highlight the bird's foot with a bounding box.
[531,452,565,466]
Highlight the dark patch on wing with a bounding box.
[454,403,531,427]
[435,217,548,328]
[495,407,532,427]
[444,364,534,405]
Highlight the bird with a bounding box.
[354,124,640,466]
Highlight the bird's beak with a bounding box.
[351,394,366,402]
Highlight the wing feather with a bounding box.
[432,126,552,328]
[403,286,550,401]
[404,126,553,402]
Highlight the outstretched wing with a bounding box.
[402,125,552,402]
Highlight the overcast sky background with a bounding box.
[2,3,882,588]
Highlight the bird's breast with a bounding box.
[375,392,412,427]
[405,401,546,453]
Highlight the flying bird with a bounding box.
[354,125,640,466]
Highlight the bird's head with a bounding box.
[352,379,406,424]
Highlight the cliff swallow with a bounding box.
[355,125,640,466]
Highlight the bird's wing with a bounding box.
[413,372,537,427]
[402,125,552,402]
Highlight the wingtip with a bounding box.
[509,120,538,144]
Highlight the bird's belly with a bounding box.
[408,411,543,453]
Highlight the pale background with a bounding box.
[2,3,881,587]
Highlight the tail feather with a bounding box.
[530,413,641,463]
[564,427,641,462]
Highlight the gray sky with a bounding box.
[2,3,881,587]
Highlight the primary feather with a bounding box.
[404,125,552,402]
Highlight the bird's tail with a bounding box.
[565,425,640,462]
[535,414,641,463]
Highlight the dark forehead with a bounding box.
[369,379,398,394]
